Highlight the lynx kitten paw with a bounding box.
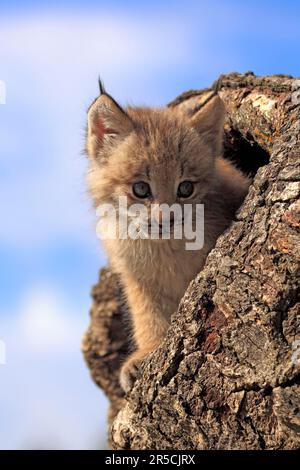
[119,353,145,393]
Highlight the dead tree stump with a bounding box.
[82,72,300,450]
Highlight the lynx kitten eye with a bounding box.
[177,181,194,198]
[132,181,152,199]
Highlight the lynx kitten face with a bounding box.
[85,83,250,392]
[86,89,225,234]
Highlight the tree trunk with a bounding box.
[81,72,300,450]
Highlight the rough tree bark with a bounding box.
[81,72,300,450]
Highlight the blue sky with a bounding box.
[0,0,299,450]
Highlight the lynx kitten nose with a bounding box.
[152,208,175,227]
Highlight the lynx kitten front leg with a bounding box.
[120,276,169,392]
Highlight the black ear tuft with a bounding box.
[98,77,106,95]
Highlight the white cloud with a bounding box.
[15,285,83,354]
[0,283,108,449]
[0,283,92,360]
[0,11,192,107]
[0,13,190,71]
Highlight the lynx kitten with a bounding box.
[86,82,250,392]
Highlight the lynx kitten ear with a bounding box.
[191,95,225,156]
[87,92,134,159]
